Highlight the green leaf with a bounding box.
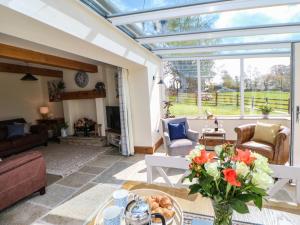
[189,184,201,195]
[236,194,256,202]
[187,171,196,182]
[253,196,263,210]
[230,199,249,214]
[252,187,267,196]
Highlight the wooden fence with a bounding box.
[170,92,290,113]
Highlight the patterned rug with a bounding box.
[35,143,106,177]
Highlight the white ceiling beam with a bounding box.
[162,52,291,61]
[153,42,291,55]
[109,0,300,26]
[137,23,300,44]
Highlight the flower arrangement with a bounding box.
[185,144,273,225]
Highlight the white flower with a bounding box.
[214,145,222,156]
[204,162,220,179]
[252,171,274,190]
[251,152,273,175]
[186,145,205,162]
[236,162,250,177]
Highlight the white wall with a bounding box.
[0,72,63,123]
[0,1,162,147]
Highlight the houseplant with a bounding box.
[60,122,69,137]
[185,144,273,225]
[260,104,273,119]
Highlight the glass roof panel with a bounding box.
[149,33,300,50]
[94,0,220,15]
[159,49,290,58]
[132,4,300,36]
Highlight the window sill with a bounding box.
[186,116,291,121]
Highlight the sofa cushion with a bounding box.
[239,141,274,159]
[168,122,187,140]
[252,122,280,145]
[7,124,25,138]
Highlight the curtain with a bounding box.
[118,68,134,156]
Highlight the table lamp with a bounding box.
[40,106,49,119]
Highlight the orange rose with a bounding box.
[193,150,215,165]
[232,149,256,166]
[223,168,241,187]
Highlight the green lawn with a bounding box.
[168,91,290,116]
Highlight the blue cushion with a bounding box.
[168,122,187,140]
[7,124,25,138]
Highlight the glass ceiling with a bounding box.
[81,0,300,59]
[94,0,221,15]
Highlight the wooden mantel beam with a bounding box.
[0,43,98,73]
[0,62,63,78]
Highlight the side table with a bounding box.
[201,128,226,150]
[36,118,64,143]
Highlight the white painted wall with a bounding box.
[0,0,162,147]
[0,72,63,123]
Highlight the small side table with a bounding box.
[36,118,64,143]
[202,128,226,150]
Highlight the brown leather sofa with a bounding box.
[0,118,48,158]
[0,151,46,210]
[235,124,290,165]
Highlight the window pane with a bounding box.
[200,59,241,116]
[133,5,300,36]
[243,57,290,116]
[164,60,199,117]
[95,0,215,15]
[150,34,300,50]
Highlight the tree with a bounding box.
[221,70,235,89]
[270,65,290,91]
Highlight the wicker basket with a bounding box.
[94,189,184,225]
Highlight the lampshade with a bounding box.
[21,73,38,81]
[39,106,49,114]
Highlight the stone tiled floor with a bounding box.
[0,144,169,225]
[0,144,297,225]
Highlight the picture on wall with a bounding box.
[48,80,65,102]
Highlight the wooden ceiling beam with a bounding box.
[0,43,98,73]
[0,62,63,78]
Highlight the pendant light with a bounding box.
[20,63,38,81]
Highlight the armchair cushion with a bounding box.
[252,122,280,145]
[168,122,187,140]
[170,139,193,149]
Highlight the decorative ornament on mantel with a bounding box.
[75,71,89,88]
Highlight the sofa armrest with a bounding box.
[163,132,171,146]
[234,124,256,145]
[187,129,199,142]
[273,126,290,164]
[30,124,47,136]
[0,151,43,175]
